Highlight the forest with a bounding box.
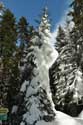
[0,0,83,125]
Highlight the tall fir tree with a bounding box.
[11,7,57,125]
[0,9,20,111]
[50,25,72,110]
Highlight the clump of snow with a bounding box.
[11,105,18,114]
[20,80,29,92]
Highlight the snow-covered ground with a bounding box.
[55,111,83,125]
[36,111,83,125]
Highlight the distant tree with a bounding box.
[18,16,35,48]
[55,26,67,53]
[18,17,29,49]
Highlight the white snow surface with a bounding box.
[36,111,82,125]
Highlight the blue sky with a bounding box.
[1,0,72,30]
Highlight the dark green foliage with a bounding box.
[17,16,36,66]
[68,0,83,30]
[55,26,67,53]
[18,17,35,49]
[0,8,36,124]
[18,17,29,49]
[0,9,17,57]
[0,9,20,110]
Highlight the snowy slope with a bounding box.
[36,111,82,125]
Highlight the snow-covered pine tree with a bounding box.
[11,7,58,125]
[50,26,73,110]
[49,23,83,116]
[0,8,19,108]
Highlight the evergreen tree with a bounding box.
[18,17,29,49]
[0,9,20,110]
[18,16,35,49]
[69,0,83,30]
[11,7,57,125]
[49,23,83,116]
[50,25,73,110]
[17,17,36,85]
[50,0,83,116]
[55,26,67,53]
